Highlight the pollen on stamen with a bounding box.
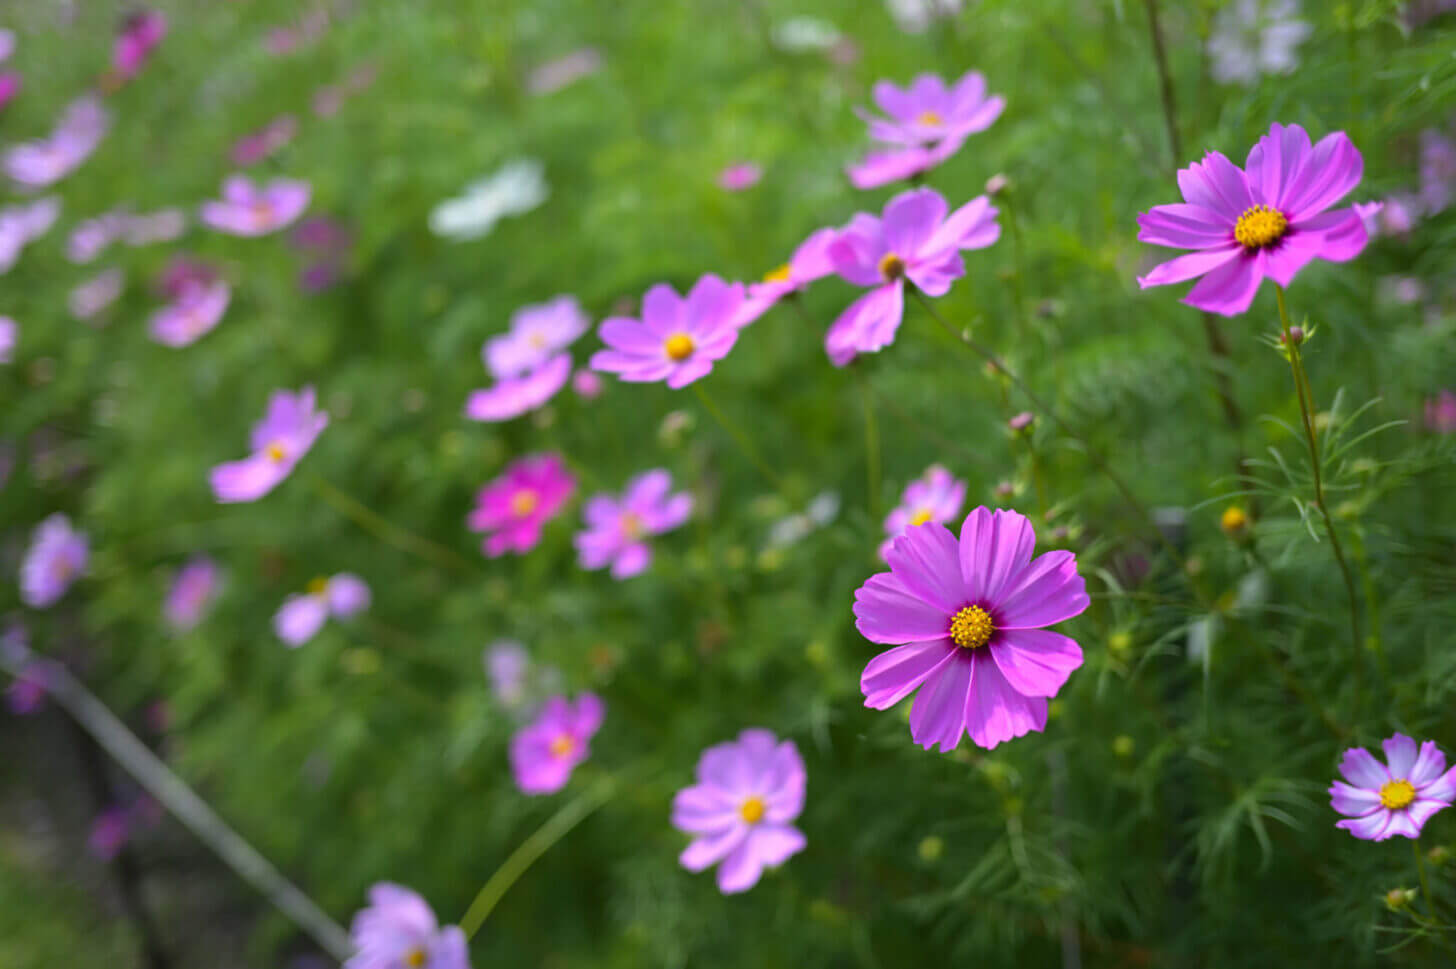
[405,947,427,968]
[949,605,994,650]
[909,509,934,526]
[1379,778,1416,811]
[878,253,905,281]
[1233,204,1289,250]
[763,263,792,284]
[739,795,765,824]
[664,332,695,361]
[917,110,942,126]
[510,489,539,517]
[549,734,575,758]
[265,441,287,463]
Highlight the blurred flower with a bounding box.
[0,72,19,111]
[210,387,328,503]
[3,94,109,187]
[826,187,999,365]
[292,216,351,253]
[484,641,529,707]
[124,208,185,245]
[718,162,762,192]
[21,513,88,608]
[590,275,745,388]
[201,175,310,236]
[1421,128,1456,215]
[1331,734,1456,840]
[886,0,964,34]
[509,693,604,794]
[879,464,966,560]
[526,47,603,94]
[5,664,48,714]
[1407,0,1456,26]
[231,115,298,166]
[69,268,124,322]
[111,10,167,83]
[1206,0,1310,86]
[1382,276,1426,305]
[157,255,218,299]
[1,196,61,273]
[737,227,838,325]
[772,16,842,51]
[855,507,1089,750]
[1425,390,1456,434]
[485,295,589,379]
[299,263,339,293]
[848,71,1003,189]
[1220,505,1250,537]
[88,806,133,861]
[429,159,548,241]
[671,728,807,894]
[311,84,344,117]
[572,368,603,399]
[345,883,470,969]
[467,453,575,557]
[1361,194,1420,238]
[67,211,127,263]
[149,278,230,347]
[1136,123,1375,317]
[767,490,842,549]
[1008,411,1034,431]
[575,469,693,579]
[274,573,370,647]
[0,317,14,363]
[465,353,572,422]
[164,557,219,631]
[0,28,13,61]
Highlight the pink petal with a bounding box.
[274,595,327,646]
[1328,781,1382,818]
[964,652,1047,750]
[715,839,765,893]
[1408,799,1450,831]
[681,826,746,872]
[1410,742,1449,788]
[671,786,740,834]
[1338,746,1390,788]
[1280,130,1363,222]
[640,283,684,334]
[860,640,956,709]
[908,653,973,751]
[1291,207,1370,263]
[885,522,965,613]
[1383,734,1420,778]
[923,194,998,255]
[989,628,1083,698]
[995,550,1088,629]
[746,824,805,868]
[957,507,1037,605]
[210,454,289,503]
[1136,246,1241,288]
[881,187,947,257]
[1336,810,1391,841]
[1182,251,1265,317]
[1244,122,1312,208]
[1136,204,1232,249]
[824,283,904,367]
[610,542,651,578]
[598,317,662,353]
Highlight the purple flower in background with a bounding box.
[575,469,693,579]
[718,162,763,191]
[527,47,604,94]
[572,368,603,399]
[0,72,18,111]
[826,187,1000,366]
[1206,0,1311,86]
[738,227,838,325]
[164,557,219,631]
[1363,194,1420,238]
[157,255,218,299]
[847,71,1003,189]
[112,10,167,82]
[149,278,230,347]
[0,29,14,62]
[1407,0,1456,27]
[210,387,328,503]
[88,806,133,861]
[590,275,745,388]
[1426,390,1456,434]
[345,883,470,969]
[1,196,61,273]
[20,513,88,608]
[879,464,966,560]
[509,693,604,794]
[0,317,14,363]
[231,115,298,166]
[67,211,128,264]
[3,95,109,187]
[672,728,807,894]
[122,208,185,246]
[200,175,310,236]
[274,573,370,647]
[485,296,590,379]
[1331,734,1456,841]
[468,454,576,557]
[1136,123,1375,317]
[6,664,48,715]
[854,507,1089,750]
[1421,128,1456,215]
[465,353,572,422]
[69,268,124,322]
[292,216,352,253]
[484,641,529,707]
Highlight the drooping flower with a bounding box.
[345,883,471,969]
[879,464,966,560]
[526,48,604,94]
[429,159,548,241]
[737,227,838,325]
[1421,128,1456,215]
[854,507,1089,750]
[465,353,572,422]
[718,162,763,191]
[3,95,109,187]
[672,728,807,894]
[1206,0,1311,86]
[1136,122,1375,317]
[575,469,693,579]
[885,0,964,34]
[164,557,220,631]
[1425,390,1456,434]
[200,175,311,237]
[484,296,589,379]
[273,573,370,647]
[149,278,231,348]
[590,275,746,388]
[847,71,1004,190]
[484,640,529,708]
[112,10,167,82]
[69,268,124,323]
[509,693,604,794]
[825,187,999,366]
[1,196,60,273]
[231,115,298,166]
[210,387,328,503]
[467,453,575,557]
[1331,734,1456,841]
[20,513,89,608]
[0,317,14,363]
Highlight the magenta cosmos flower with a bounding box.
[737,227,838,326]
[826,187,999,366]
[879,464,966,560]
[1425,390,1456,434]
[345,883,470,969]
[3,96,109,188]
[210,387,328,503]
[0,72,18,112]
[1136,123,1376,317]
[590,275,745,389]
[164,557,219,632]
[485,295,590,379]
[465,353,571,422]
[718,162,763,191]
[200,175,311,237]
[854,507,1088,750]
[112,10,167,82]
[1330,734,1456,841]
[671,728,807,894]
[467,453,575,557]
[149,279,231,348]
[274,573,370,647]
[848,71,1004,190]
[575,469,693,579]
[509,693,605,794]
[20,513,89,608]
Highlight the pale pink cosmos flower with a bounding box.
[736,227,839,326]
[465,353,572,422]
[467,453,576,557]
[485,296,590,379]
[200,175,311,236]
[825,186,1000,365]
[1362,194,1420,238]
[1,197,60,274]
[164,557,219,632]
[69,268,124,322]
[590,275,746,389]
[718,162,763,191]
[575,469,694,579]
[484,641,530,708]
[1421,128,1456,215]
[149,278,231,348]
[1331,734,1456,841]
[509,693,604,794]
[3,95,109,188]
[572,368,603,399]
[527,47,603,94]
[879,464,966,560]
[848,71,1004,190]
[274,573,370,647]
[1425,390,1456,434]
[0,29,14,62]
[67,211,128,264]
[112,10,167,82]
[210,387,328,503]
[21,513,89,608]
[0,317,15,363]
[345,883,470,969]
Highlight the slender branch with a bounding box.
[852,366,882,522]
[309,474,477,575]
[690,382,791,495]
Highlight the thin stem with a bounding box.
[310,474,476,575]
[690,382,791,495]
[998,188,1032,349]
[1416,839,1438,921]
[853,366,882,522]
[1142,0,1183,166]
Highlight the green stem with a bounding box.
[310,474,476,575]
[853,366,882,523]
[1416,839,1438,921]
[690,382,791,496]
[999,188,1031,348]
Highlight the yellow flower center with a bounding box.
[510,489,539,517]
[265,441,288,463]
[405,947,428,968]
[621,512,644,539]
[878,253,905,281]
[549,734,576,759]
[664,333,695,361]
[917,110,942,126]
[1233,205,1289,250]
[739,795,766,824]
[763,263,792,284]
[306,576,330,597]
[1220,506,1248,534]
[949,605,994,650]
[909,508,934,527]
[528,330,548,349]
[1380,778,1417,811]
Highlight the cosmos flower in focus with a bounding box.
[718,162,762,191]
[848,71,1004,190]
[149,278,230,347]
[69,268,125,323]
[210,387,328,503]
[509,693,604,794]
[880,464,966,560]
[200,175,311,236]
[672,728,807,894]
[1331,734,1456,841]
[485,296,589,379]
[429,160,548,241]
[737,227,838,326]
[467,454,575,557]
[1206,0,1311,86]
[575,469,693,579]
[273,573,370,647]
[527,47,603,94]
[164,557,220,631]
[3,95,109,188]
[590,275,745,389]
[20,513,89,608]
[344,883,470,969]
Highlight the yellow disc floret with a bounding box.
[1233,205,1289,250]
[306,576,330,597]
[909,508,934,526]
[878,253,906,281]
[664,333,695,361]
[265,441,288,463]
[511,489,539,517]
[739,795,766,824]
[917,110,943,126]
[763,263,792,284]
[1380,778,1417,811]
[405,948,428,968]
[549,734,576,759]
[949,605,995,650]
[1220,506,1249,535]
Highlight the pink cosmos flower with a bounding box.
[484,640,529,707]
[485,296,590,379]
[572,368,603,399]
[847,71,1004,190]
[0,29,13,62]
[467,453,575,557]
[21,513,89,608]
[1136,122,1376,317]
[164,557,219,631]
[1425,390,1456,434]
[527,48,604,94]
[149,279,230,348]
[737,227,838,326]
[1,197,59,274]
[0,317,14,363]
[3,95,109,187]
[879,464,966,560]
[574,469,693,579]
[200,175,311,236]
[157,255,218,299]
[68,211,128,263]
[273,573,370,647]
[1363,194,1420,238]
[231,115,298,166]
[854,507,1089,750]
[509,693,604,794]
[1421,128,1456,214]
[89,806,133,861]
[6,663,49,715]
[123,209,186,246]
[1330,734,1456,841]
[465,353,572,422]
[718,162,763,191]
[210,387,328,503]
[0,72,18,111]
[69,268,124,322]
[345,883,470,969]
[825,187,1000,366]
[590,275,745,388]
[112,10,167,81]
[671,728,807,894]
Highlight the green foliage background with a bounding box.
[3,0,1456,965]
